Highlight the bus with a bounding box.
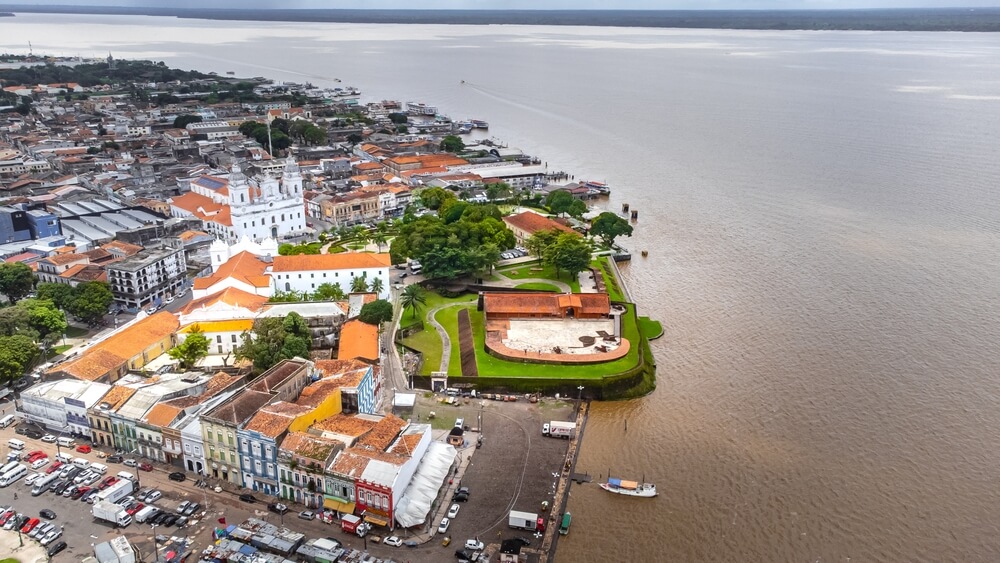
[0,461,20,475]
[31,472,60,496]
[559,512,572,535]
[0,464,26,487]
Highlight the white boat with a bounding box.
[600,477,657,497]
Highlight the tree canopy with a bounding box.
[0,262,36,303]
[66,282,114,325]
[389,211,513,280]
[418,186,457,211]
[169,327,210,369]
[0,335,39,385]
[589,211,634,248]
[546,233,593,280]
[439,135,465,153]
[546,190,587,218]
[358,299,394,326]
[173,114,202,129]
[236,312,312,374]
[399,284,427,320]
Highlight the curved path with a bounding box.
[492,272,572,293]
[425,302,475,373]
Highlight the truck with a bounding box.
[547,420,577,439]
[340,514,370,537]
[93,500,132,527]
[97,479,134,504]
[135,505,159,524]
[508,510,545,532]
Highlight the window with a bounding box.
[310,273,314,278]
[241,438,248,453]
[216,335,222,343]
[218,345,223,353]
[232,335,237,343]
[254,460,262,473]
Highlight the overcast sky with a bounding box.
[21,0,1000,9]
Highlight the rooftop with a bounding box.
[503,211,577,236]
[279,431,340,462]
[193,251,269,291]
[270,252,390,273]
[53,312,179,381]
[337,320,379,363]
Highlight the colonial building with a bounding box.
[169,158,306,243]
[278,432,343,509]
[501,210,577,245]
[106,246,187,309]
[269,253,391,299]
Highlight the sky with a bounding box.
[17,0,1000,9]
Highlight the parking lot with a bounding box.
[0,395,576,563]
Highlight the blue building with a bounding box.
[26,209,60,239]
[0,206,31,243]
[238,402,311,495]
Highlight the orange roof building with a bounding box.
[51,311,180,383]
[483,292,611,320]
[338,320,379,363]
[192,251,271,299]
[502,211,578,244]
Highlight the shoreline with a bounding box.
[3,6,1000,32]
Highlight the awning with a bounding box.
[364,514,389,527]
[323,498,355,513]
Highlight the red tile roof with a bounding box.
[271,253,390,272]
[503,211,577,237]
[192,251,270,291]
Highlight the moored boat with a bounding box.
[600,477,657,497]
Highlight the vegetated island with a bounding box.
[2,6,1000,32]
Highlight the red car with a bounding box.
[138,462,153,472]
[98,476,118,490]
[75,444,92,454]
[45,461,64,474]
[71,486,90,500]
[21,517,40,533]
[126,503,144,515]
[0,510,14,525]
[25,450,45,462]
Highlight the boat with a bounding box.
[471,119,489,129]
[600,477,657,497]
[226,71,235,75]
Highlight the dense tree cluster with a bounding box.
[589,211,634,248]
[439,135,465,154]
[169,326,210,369]
[546,190,587,218]
[358,299,394,326]
[0,59,214,89]
[36,281,114,325]
[236,312,311,374]
[391,200,514,280]
[525,229,593,281]
[0,297,70,383]
[0,262,35,303]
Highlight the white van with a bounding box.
[7,439,25,451]
[72,457,89,468]
[135,505,158,524]
[55,452,72,464]
[89,462,108,475]
[56,437,74,448]
[116,471,136,482]
[0,414,16,428]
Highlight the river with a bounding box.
[4,14,1000,561]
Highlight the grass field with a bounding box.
[638,316,664,340]
[401,292,476,375]
[497,263,581,293]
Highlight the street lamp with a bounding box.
[577,386,585,414]
[150,524,160,562]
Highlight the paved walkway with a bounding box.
[424,302,476,373]
[491,272,572,293]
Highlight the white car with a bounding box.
[383,536,403,547]
[465,539,484,551]
[40,528,62,546]
[73,470,92,484]
[30,458,49,470]
[145,490,162,503]
[438,517,450,534]
[448,503,460,518]
[123,458,137,467]
[41,434,57,443]
[176,500,191,514]
[24,473,40,485]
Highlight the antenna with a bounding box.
[28,41,32,56]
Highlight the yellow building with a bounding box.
[51,312,179,383]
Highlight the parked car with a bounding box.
[454,492,469,502]
[47,540,67,556]
[45,461,63,474]
[163,514,179,526]
[267,503,289,514]
[145,490,162,503]
[52,481,71,495]
[168,472,186,482]
[40,528,61,546]
[136,489,151,501]
[123,458,137,467]
[107,455,123,464]
[465,539,484,551]
[182,502,201,516]
[438,517,451,533]
[40,434,56,443]
[448,503,460,518]
[75,444,92,454]
[383,536,403,547]
[20,517,40,533]
[61,485,78,498]
[297,510,315,521]
[175,501,191,514]
[71,486,90,500]
[138,462,153,472]
[30,458,49,470]
[83,489,100,503]
[24,472,40,486]
[238,493,257,503]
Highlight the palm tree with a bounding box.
[399,284,427,320]
[372,232,388,252]
[370,277,384,297]
[351,276,369,293]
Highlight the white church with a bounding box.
[170,156,308,243]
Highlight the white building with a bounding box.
[19,379,112,438]
[106,246,187,310]
[169,157,307,243]
[269,252,391,299]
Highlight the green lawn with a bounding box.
[497,263,581,293]
[400,292,477,375]
[435,304,474,376]
[638,316,664,340]
[593,257,626,302]
[52,345,72,355]
[467,304,642,379]
[514,282,561,292]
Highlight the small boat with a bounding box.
[600,477,657,497]
[226,71,235,75]
[471,119,489,129]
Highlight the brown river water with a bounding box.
[5,15,1000,561]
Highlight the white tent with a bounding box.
[393,442,458,528]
